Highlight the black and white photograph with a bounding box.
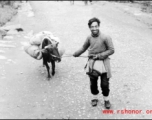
[0,0,152,119]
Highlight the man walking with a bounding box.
[73,17,114,109]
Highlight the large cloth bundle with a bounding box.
[24,31,65,60]
[24,43,42,60]
[58,45,65,57]
[29,31,54,45]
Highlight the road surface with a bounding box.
[0,1,152,119]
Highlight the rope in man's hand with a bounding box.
[62,53,88,58]
[40,50,89,59]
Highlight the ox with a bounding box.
[41,38,61,78]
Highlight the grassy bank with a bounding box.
[115,1,152,13]
[0,1,21,27]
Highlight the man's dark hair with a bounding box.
[88,17,100,28]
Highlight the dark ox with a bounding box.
[41,38,61,78]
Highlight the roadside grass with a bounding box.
[0,1,21,27]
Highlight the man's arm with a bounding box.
[96,35,114,60]
[73,37,90,57]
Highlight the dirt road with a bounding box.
[0,1,152,119]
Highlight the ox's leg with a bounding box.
[42,58,45,67]
[45,62,51,78]
[51,60,55,76]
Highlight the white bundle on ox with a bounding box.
[24,31,65,78]
[24,44,42,60]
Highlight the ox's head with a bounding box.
[42,38,61,62]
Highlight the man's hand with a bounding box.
[89,54,98,60]
[93,55,98,60]
[97,53,107,60]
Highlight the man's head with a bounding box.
[88,17,100,35]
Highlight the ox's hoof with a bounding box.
[48,75,51,79]
[52,72,55,76]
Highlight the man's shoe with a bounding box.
[104,100,111,109]
[91,99,98,107]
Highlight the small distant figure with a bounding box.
[84,0,88,5]
[90,0,93,4]
[70,0,74,5]
[129,0,134,3]
[83,0,93,5]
